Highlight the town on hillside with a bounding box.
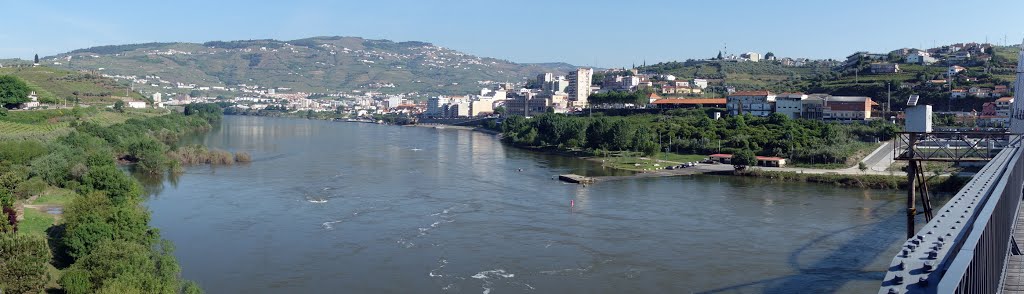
[3,41,1016,129]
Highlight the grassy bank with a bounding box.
[736,169,971,192]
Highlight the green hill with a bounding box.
[639,46,1020,111]
[46,36,579,97]
[0,66,145,105]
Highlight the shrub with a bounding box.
[234,152,252,163]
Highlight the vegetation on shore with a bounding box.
[0,104,227,293]
[736,169,970,192]
[501,109,898,167]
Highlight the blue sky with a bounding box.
[1,0,1021,67]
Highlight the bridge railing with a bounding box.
[938,143,1024,293]
[880,140,1022,294]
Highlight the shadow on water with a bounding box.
[697,199,906,294]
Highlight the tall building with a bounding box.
[567,68,593,107]
[152,92,163,108]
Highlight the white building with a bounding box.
[905,51,937,65]
[127,101,147,109]
[152,92,164,108]
[726,91,776,117]
[775,93,808,119]
[692,79,709,89]
[741,52,761,62]
[567,68,593,107]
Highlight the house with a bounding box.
[23,91,40,109]
[726,91,776,117]
[650,98,726,109]
[994,85,1009,96]
[982,102,997,116]
[870,63,900,74]
[708,154,787,167]
[969,87,992,98]
[127,101,147,109]
[692,79,709,89]
[822,96,876,120]
[996,97,1014,117]
[905,51,937,65]
[951,89,968,99]
[948,65,966,77]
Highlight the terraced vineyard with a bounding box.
[0,120,71,141]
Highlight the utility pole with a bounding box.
[887,82,891,118]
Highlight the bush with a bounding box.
[61,192,153,259]
[234,152,252,163]
[60,240,180,294]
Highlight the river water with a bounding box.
[144,116,913,293]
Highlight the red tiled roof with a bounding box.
[651,98,726,105]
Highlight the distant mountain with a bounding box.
[45,37,580,97]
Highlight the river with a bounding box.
[143,116,912,293]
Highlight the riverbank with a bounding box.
[0,105,219,293]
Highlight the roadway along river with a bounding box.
[143,115,914,293]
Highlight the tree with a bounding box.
[0,75,31,109]
[0,234,51,293]
[764,52,775,60]
[33,54,39,64]
[717,51,723,60]
[493,106,506,115]
[858,161,868,172]
[113,100,125,113]
[732,149,757,170]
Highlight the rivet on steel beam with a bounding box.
[888,288,899,294]
[928,251,938,259]
[924,261,934,272]
[894,274,904,285]
[918,276,928,286]
[898,261,905,270]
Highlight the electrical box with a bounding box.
[905,105,932,133]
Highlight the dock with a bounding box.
[558,174,595,184]
[557,165,731,185]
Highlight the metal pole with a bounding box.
[906,133,918,239]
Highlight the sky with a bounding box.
[1,0,1022,68]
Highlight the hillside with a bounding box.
[639,45,1020,111]
[46,37,579,97]
[0,66,145,105]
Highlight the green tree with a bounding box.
[859,161,868,172]
[0,75,31,109]
[60,240,182,294]
[113,100,125,113]
[764,52,775,60]
[732,149,758,170]
[0,234,52,294]
[34,54,39,64]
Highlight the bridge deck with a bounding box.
[1002,207,1024,293]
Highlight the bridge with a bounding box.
[880,44,1024,294]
